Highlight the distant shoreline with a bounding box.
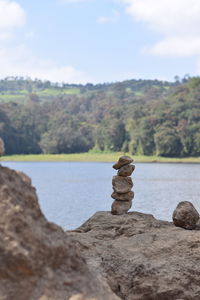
[1,152,200,163]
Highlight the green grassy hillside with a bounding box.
[0,77,199,158]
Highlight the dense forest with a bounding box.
[0,76,200,157]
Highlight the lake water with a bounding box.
[2,162,200,230]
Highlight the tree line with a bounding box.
[0,77,200,157]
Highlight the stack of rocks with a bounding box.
[111,156,135,215]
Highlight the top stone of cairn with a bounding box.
[112,155,133,170]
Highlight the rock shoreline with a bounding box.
[1,164,200,300]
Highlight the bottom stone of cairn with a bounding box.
[111,200,132,215]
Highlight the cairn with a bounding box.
[111,156,135,215]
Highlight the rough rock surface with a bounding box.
[0,165,119,300]
[111,191,134,201]
[112,176,133,194]
[112,156,133,170]
[117,164,135,177]
[16,170,32,185]
[68,211,200,300]
[173,201,199,230]
[111,200,132,215]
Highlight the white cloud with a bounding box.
[0,0,26,29]
[96,16,112,24]
[0,0,26,40]
[122,0,200,35]
[121,0,200,57]
[25,30,36,40]
[0,1,92,83]
[0,32,12,41]
[143,37,200,57]
[96,10,120,24]
[0,45,92,83]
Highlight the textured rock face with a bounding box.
[16,170,32,185]
[112,176,133,194]
[69,211,200,300]
[111,191,134,201]
[117,164,135,177]
[0,166,118,300]
[173,201,199,230]
[112,156,133,170]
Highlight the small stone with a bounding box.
[112,176,133,194]
[173,201,199,230]
[111,200,132,215]
[118,164,135,177]
[111,191,134,201]
[112,156,133,170]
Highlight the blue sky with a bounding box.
[0,0,200,83]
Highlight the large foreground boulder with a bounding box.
[68,211,200,300]
[0,165,118,300]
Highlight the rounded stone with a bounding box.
[111,200,132,215]
[112,156,133,170]
[117,164,135,177]
[172,201,199,230]
[112,176,133,194]
[111,191,134,201]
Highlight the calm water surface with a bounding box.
[2,162,200,230]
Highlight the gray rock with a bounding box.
[111,200,132,215]
[112,156,133,170]
[112,176,133,194]
[117,164,135,177]
[173,201,199,230]
[0,166,119,300]
[111,191,134,201]
[68,211,200,300]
